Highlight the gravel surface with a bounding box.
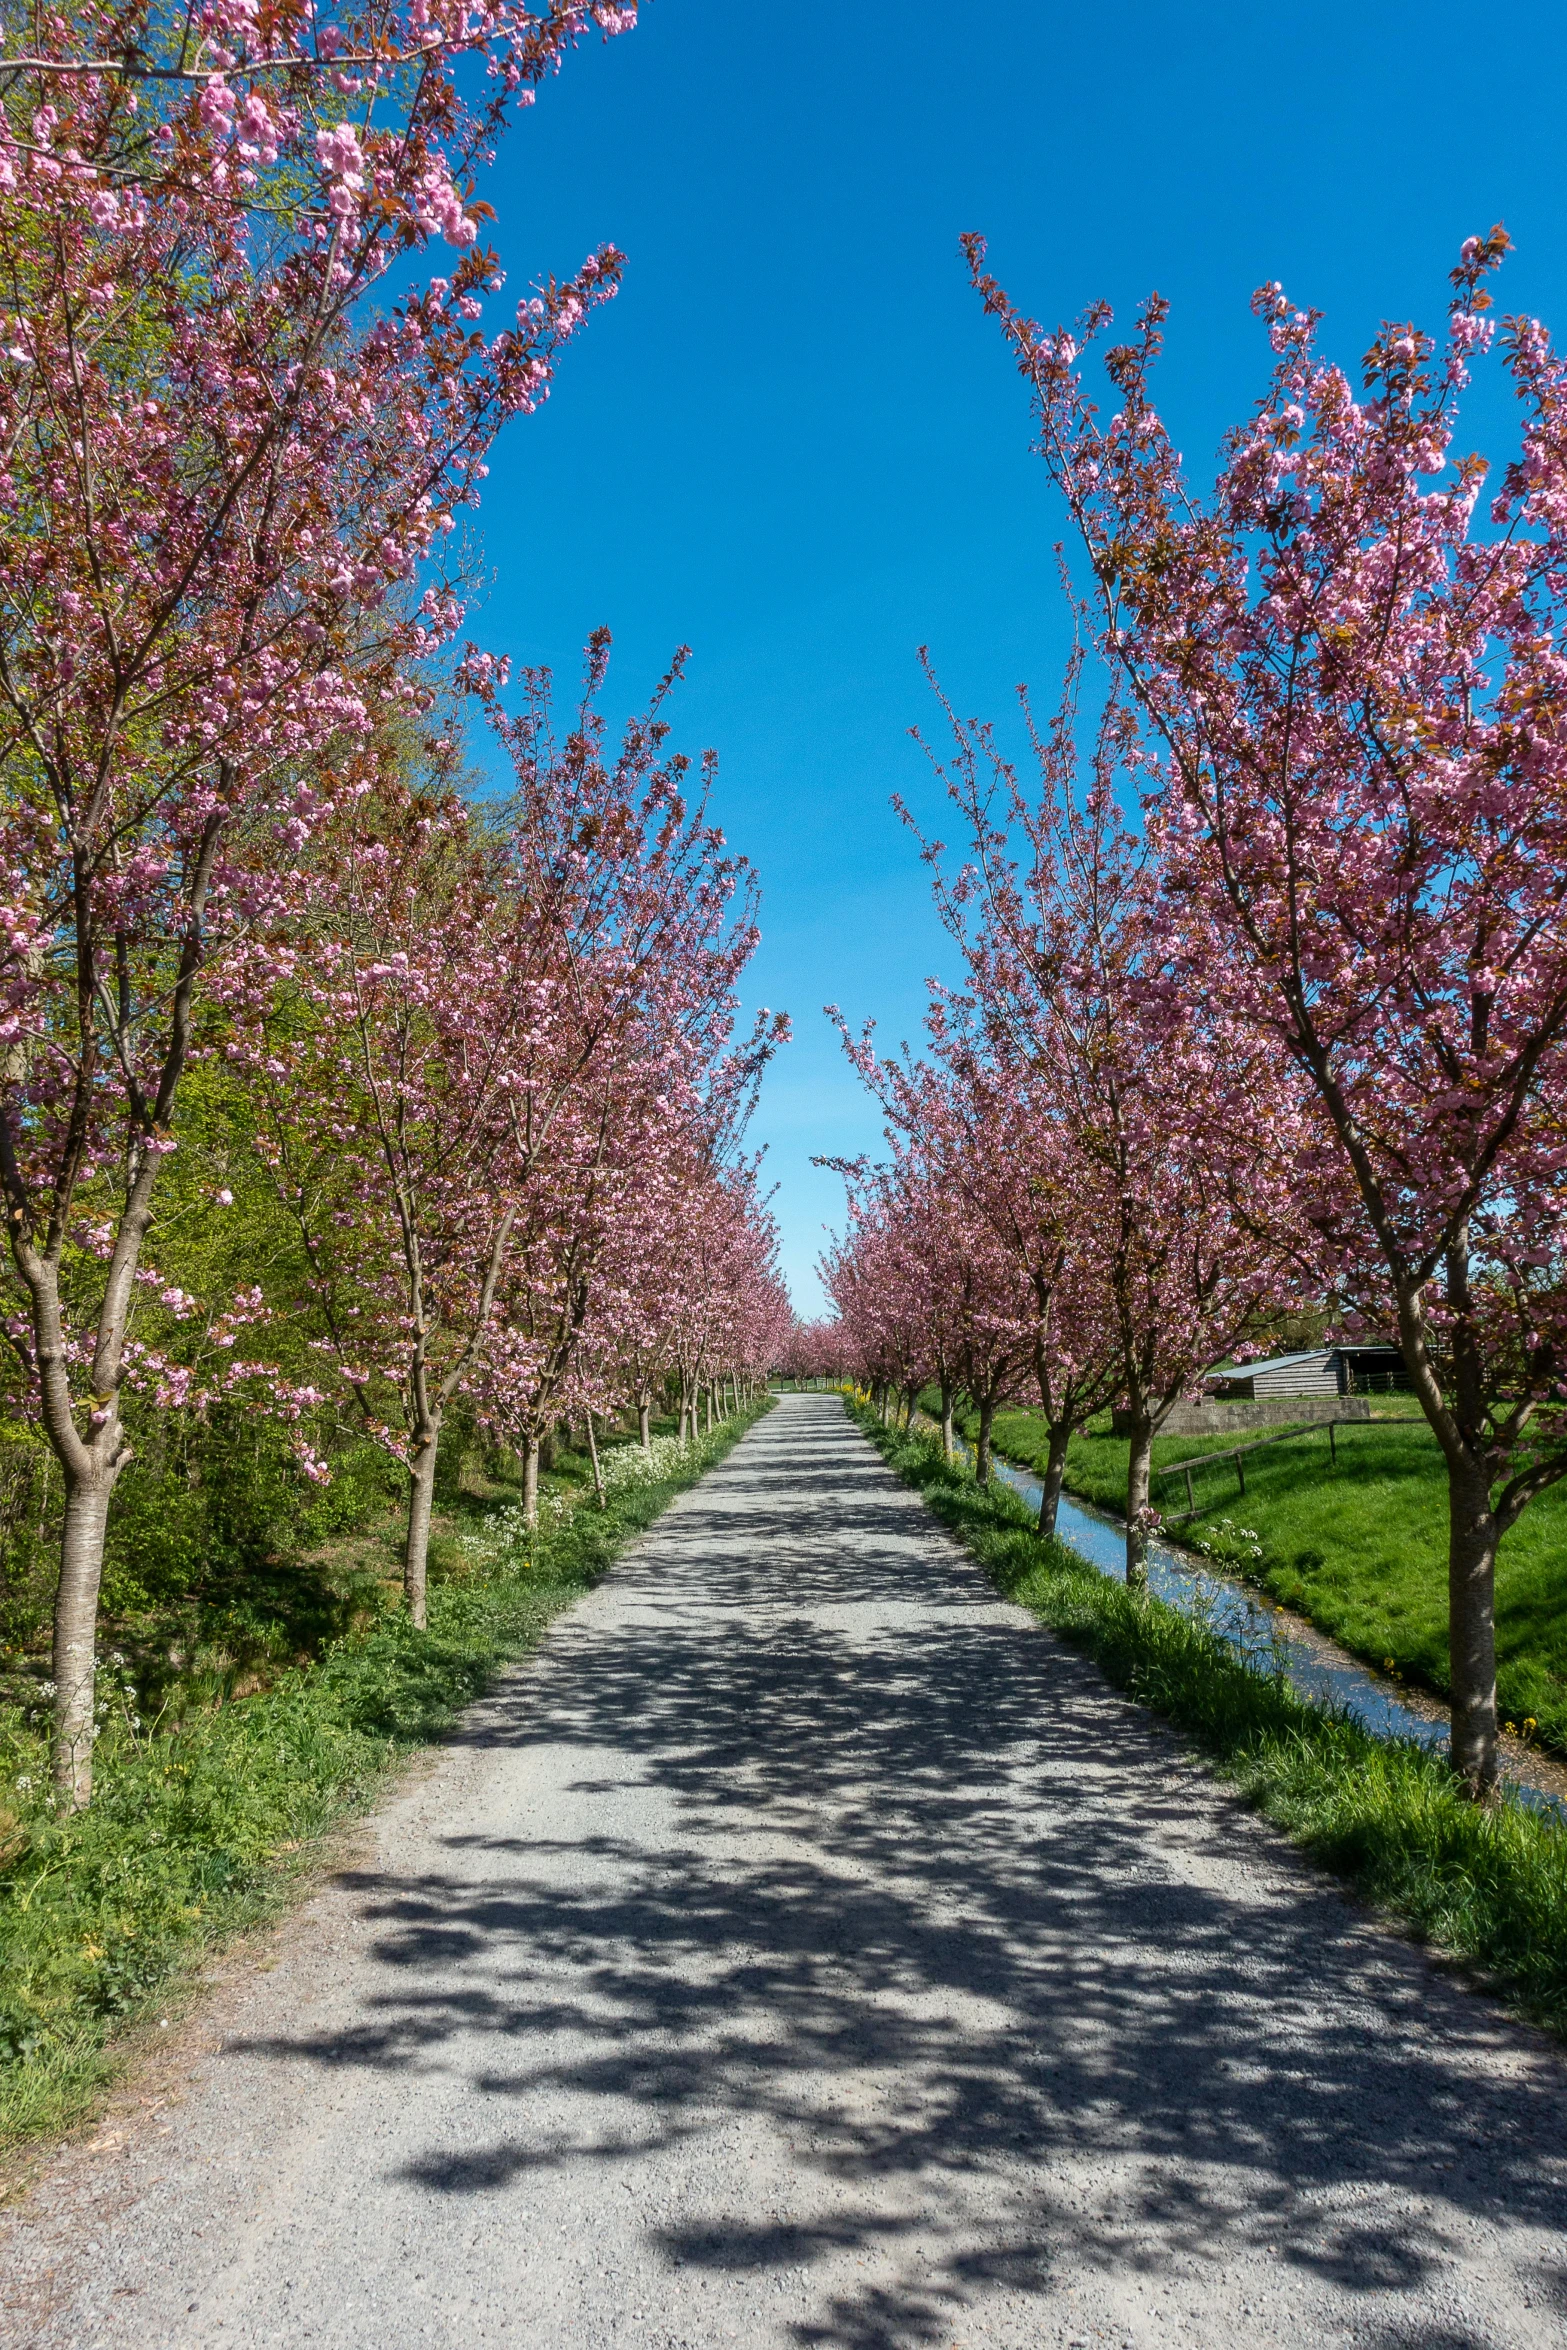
[4,1392,1566,2350]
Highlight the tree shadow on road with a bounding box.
[228,1399,1567,2348]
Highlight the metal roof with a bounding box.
[1218,1343,1400,1380]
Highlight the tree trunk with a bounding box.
[704,1385,714,1435]
[24,1203,151,1807]
[1448,1457,1500,1795]
[976,1395,995,1485]
[404,1423,440,1631]
[637,1398,652,1452]
[1038,1424,1071,1539]
[939,1381,955,1462]
[521,1434,540,1528]
[1394,1231,1500,1794]
[1125,1413,1154,1589]
[50,1474,115,1807]
[585,1411,606,1509]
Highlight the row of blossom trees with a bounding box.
[821,654,1302,1563]
[821,234,1567,1800]
[222,638,791,1627]
[1,5,792,1807]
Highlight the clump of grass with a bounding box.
[855,1403,1567,2035]
[0,1403,770,2154]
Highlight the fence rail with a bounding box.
[1156,1416,1367,1522]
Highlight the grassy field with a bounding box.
[855,1402,1567,2037]
[0,1404,768,2155]
[972,1401,1567,1756]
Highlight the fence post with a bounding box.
[1236,1452,1246,1498]
[1184,1465,1195,1515]
[1328,1422,1337,1465]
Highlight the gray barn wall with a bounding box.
[1111,1396,1373,1437]
[1249,1361,1341,1396]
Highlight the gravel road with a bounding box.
[4,1393,1566,2350]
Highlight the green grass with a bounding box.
[0,1404,770,2154]
[974,1402,1567,1755]
[855,1402,1567,2035]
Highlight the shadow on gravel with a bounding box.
[229,1398,1567,2350]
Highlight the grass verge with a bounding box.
[0,1403,770,2154]
[854,1401,1567,2036]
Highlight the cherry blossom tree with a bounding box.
[817,1187,924,1427]
[573,1135,701,1451]
[0,3,633,1799]
[477,1124,789,1510]
[659,1159,792,1438]
[968,226,1567,1790]
[476,1039,684,1520]
[225,781,545,1625]
[844,1028,1119,1531]
[945,1062,1121,1534]
[824,1090,1034,1477]
[886,655,1304,1579]
[1,3,637,210]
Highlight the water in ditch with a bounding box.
[977,1446,1567,1825]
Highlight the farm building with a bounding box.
[1213,1344,1408,1399]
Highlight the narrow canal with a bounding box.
[961,1430,1566,1823]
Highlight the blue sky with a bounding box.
[472,0,1567,1312]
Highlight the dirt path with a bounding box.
[4,1393,1565,2349]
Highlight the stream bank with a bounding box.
[911,1405,1567,1822]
